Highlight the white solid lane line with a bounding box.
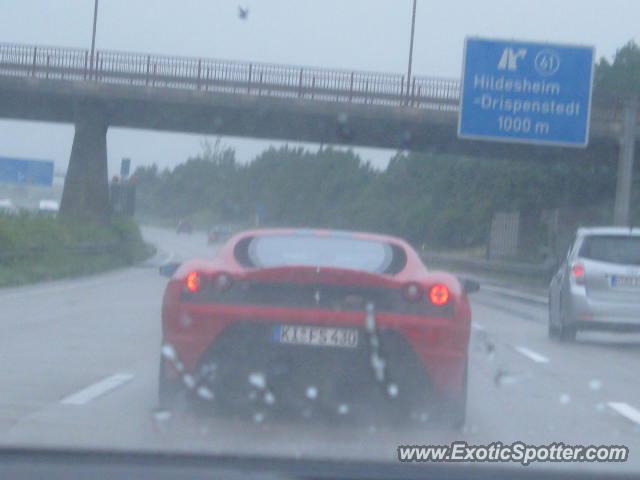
[61,373,134,406]
[514,346,550,364]
[608,402,640,426]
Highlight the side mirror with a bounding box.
[159,262,181,278]
[462,278,480,294]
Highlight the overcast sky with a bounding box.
[0,0,638,174]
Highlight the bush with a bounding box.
[0,214,152,287]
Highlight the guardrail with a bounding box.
[421,251,557,279]
[0,242,120,263]
[0,42,460,110]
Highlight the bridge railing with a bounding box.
[0,43,89,81]
[0,43,460,110]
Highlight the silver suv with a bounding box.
[548,227,640,342]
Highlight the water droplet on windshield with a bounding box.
[152,409,172,422]
[337,404,349,415]
[160,344,177,361]
[178,313,192,327]
[264,391,275,405]
[182,374,196,389]
[196,385,214,400]
[306,385,318,400]
[589,379,603,391]
[151,408,172,432]
[248,372,266,390]
[387,383,399,398]
[559,393,571,405]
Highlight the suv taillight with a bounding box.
[571,263,585,285]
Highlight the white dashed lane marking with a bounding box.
[61,373,134,406]
[514,346,550,364]
[608,402,640,426]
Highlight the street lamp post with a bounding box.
[90,0,99,71]
[406,0,417,104]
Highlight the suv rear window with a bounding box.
[579,235,640,265]
[234,233,407,274]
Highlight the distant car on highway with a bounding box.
[176,219,193,234]
[548,226,640,342]
[207,225,233,244]
[38,199,59,216]
[158,228,477,427]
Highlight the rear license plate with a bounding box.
[610,275,640,288]
[273,325,358,348]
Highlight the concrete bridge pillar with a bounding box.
[59,102,110,221]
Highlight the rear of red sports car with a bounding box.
[159,229,472,427]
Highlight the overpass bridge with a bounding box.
[0,42,634,219]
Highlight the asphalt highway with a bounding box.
[1,225,639,473]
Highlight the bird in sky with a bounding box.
[238,6,249,20]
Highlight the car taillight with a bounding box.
[571,263,585,285]
[429,284,450,306]
[185,271,202,293]
[402,282,422,302]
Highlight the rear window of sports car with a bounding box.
[234,234,407,274]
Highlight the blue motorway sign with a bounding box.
[0,156,54,186]
[458,37,595,147]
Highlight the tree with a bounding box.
[595,40,640,100]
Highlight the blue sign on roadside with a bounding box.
[0,156,54,186]
[458,37,595,147]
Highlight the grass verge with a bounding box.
[0,214,154,287]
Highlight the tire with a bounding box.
[547,295,558,340]
[557,297,577,343]
[548,321,559,340]
[548,295,560,340]
[158,359,182,409]
[444,360,468,430]
[558,321,577,342]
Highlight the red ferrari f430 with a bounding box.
[159,229,477,427]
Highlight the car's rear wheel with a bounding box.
[442,360,467,430]
[558,299,577,343]
[158,359,183,409]
[548,321,559,339]
[558,321,577,342]
[548,295,561,340]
